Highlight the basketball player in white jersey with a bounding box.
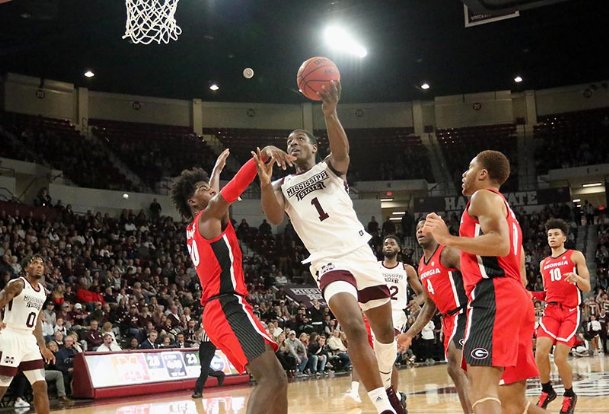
[254,80,404,414]
[0,255,55,414]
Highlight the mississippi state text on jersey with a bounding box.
[2,277,47,331]
[186,215,248,305]
[541,249,582,308]
[280,161,370,262]
[418,246,467,316]
[459,189,523,297]
[379,261,408,311]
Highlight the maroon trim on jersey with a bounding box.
[22,276,41,292]
[20,359,44,371]
[422,245,441,266]
[319,270,356,293]
[381,261,401,270]
[358,285,391,303]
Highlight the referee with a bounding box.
[192,320,225,398]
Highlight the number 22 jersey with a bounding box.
[280,161,371,263]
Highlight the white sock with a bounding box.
[351,380,359,394]
[374,338,397,389]
[368,387,395,414]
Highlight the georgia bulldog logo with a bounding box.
[471,348,489,360]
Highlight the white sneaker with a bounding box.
[344,391,362,405]
[14,397,30,408]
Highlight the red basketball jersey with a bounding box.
[418,245,467,315]
[459,189,523,297]
[186,214,248,305]
[541,250,582,308]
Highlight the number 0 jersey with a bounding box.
[459,189,523,297]
[541,249,582,308]
[186,214,248,305]
[2,277,47,332]
[280,161,371,263]
[379,261,409,311]
[418,246,467,315]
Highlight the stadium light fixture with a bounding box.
[209,83,220,91]
[324,26,367,58]
[392,211,405,215]
[421,82,430,90]
[583,182,602,188]
[84,70,95,78]
[514,75,523,83]
[380,198,393,202]
[572,199,581,202]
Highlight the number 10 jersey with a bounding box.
[280,161,371,263]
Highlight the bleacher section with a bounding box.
[0,112,138,191]
[436,124,518,191]
[534,107,609,174]
[92,120,219,191]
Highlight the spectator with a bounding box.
[275,332,298,376]
[140,330,159,349]
[381,216,396,236]
[45,341,71,404]
[307,332,328,375]
[327,330,350,369]
[56,335,79,381]
[259,219,272,235]
[367,216,379,234]
[149,198,162,221]
[97,333,122,351]
[83,319,104,351]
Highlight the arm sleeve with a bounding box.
[219,158,259,203]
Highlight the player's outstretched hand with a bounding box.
[423,213,451,245]
[41,347,56,364]
[213,148,230,173]
[564,272,579,285]
[252,148,274,186]
[396,333,413,353]
[260,145,296,171]
[319,80,341,115]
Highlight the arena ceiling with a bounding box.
[0,0,608,104]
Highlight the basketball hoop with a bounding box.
[123,0,182,45]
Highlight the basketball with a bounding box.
[297,57,340,101]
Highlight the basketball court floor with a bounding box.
[10,355,608,413]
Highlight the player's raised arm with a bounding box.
[209,148,230,193]
[565,250,591,293]
[319,80,350,175]
[0,278,24,309]
[253,149,287,225]
[424,190,510,257]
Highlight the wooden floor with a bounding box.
[11,355,609,413]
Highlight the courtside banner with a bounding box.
[464,5,519,27]
[414,187,570,213]
[283,284,324,307]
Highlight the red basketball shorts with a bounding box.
[537,303,581,348]
[203,294,277,373]
[463,278,538,385]
[442,310,467,355]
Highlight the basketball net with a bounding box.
[123,0,182,45]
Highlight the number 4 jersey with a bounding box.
[541,250,582,308]
[280,161,371,263]
[3,277,46,331]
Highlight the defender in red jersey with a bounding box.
[423,151,543,414]
[535,218,590,414]
[397,219,471,413]
[171,147,294,414]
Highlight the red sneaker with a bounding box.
[537,389,557,408]
[560,394,577,414]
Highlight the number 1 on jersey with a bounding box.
[311,197,329,221]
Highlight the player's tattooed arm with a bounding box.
[0,279,24,309]
[34,315,56,363]
[398,291,436,352]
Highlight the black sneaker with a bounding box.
[560,393,577,414]
[386,387,407,414]
[217,371,225,386]
[191,392,202,398]
[537,389,557,408]
[399,392,408,414]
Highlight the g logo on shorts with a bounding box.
[471,348,489,360]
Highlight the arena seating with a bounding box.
[0,112,138,191]
[436,124,518,191]
[92,119,220,190]
[534,107,609,174]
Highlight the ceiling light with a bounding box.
[324,26,367,58]
[514,75,523,83]
[582,183,602,188]
[84,70,95,78]
[380,198,393,202]
[392,211,405,215]
[421,83,430,90]
[572,199,581,203]
[389,217,401,221]
[209,83,219,91]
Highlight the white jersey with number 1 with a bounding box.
[280,161,371,263]
[380,261,409,332]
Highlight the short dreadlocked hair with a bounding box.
[170,168,210,220]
